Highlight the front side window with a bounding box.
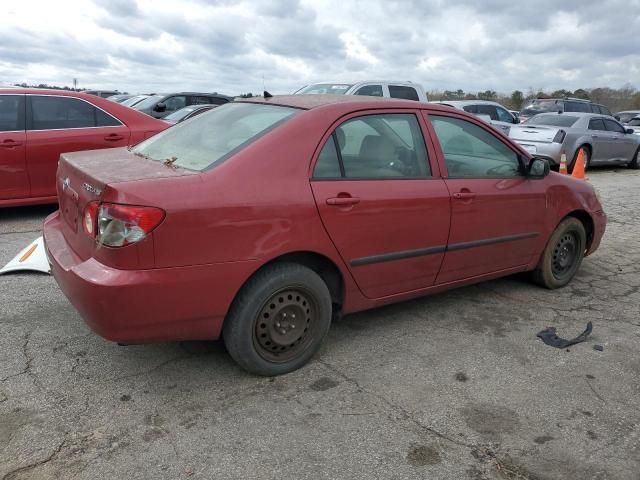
[132,102,298,171]
[496,107,514,123]
[30,96,121,130]
[476,105,498,121]
[603,118,625,134]
[0,95,24,131]
[388,85,419,101]
[354,85,383,97]
[430,115,521,178]
[313,114,430,179]
[163,96,187,112]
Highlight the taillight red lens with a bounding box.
[83,201,99,236]
[82,202,165,247]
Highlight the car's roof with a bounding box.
[616,110,640,113]
[307,80,418,86]
[237,94,443,112]
[433,100,504,107]
[0,88,108,96]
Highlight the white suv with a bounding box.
[294,81,428,102]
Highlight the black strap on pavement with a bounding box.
[536,321,593,349]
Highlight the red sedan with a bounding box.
[44,95,606,376]
[0,88,168,207]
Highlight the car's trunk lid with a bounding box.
[508,125,559,144]
[56,147,197,259]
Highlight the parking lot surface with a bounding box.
[1,169,639,480]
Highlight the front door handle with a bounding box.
[453,191,476,200]
[0,140,23,148]
[326,196,360,206]
[104,133,125,141]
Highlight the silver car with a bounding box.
[431,100,518,135]
[509,112,640,170]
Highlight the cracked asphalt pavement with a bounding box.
[1,168,639,479]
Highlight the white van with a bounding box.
[294,81,428,102]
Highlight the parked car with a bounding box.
[508,112,640,171]
[44,95,606,376]
[613,110,640,124]
[163,104,217,124]
[133,92,232,118]
[83,90,121,98]
[510,110,520,122]
[431,100,518,134]
[120,94,150,108]
[106,94,135,103]
[0,89,169,207]
[294,81,427,101]
[519,98,612,123]
[627,116,640,135]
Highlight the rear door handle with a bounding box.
[326,196,360,206]
[0,140,23,148]
[104,133,125,141]
[453,192,476,200]
[591,134,599,138]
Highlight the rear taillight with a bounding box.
[82,202,165,247]
[553,130,566,143]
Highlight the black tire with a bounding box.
[628,147,640,169]
[532,217,587,289]
[223,262,332,376]
[569,146,590,174]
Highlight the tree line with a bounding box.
[428,85,640,112]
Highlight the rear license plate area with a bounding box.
[62,186,79,232]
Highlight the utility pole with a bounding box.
[73,78,78,91]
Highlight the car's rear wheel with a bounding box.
[570,146,590,173]
[532,217,586,289]
[223,263,332,376]
[628,147,640,169]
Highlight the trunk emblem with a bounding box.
[83,183,102,196]
[62,177,70,191]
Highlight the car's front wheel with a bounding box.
[628,146,640,169]
[223,263,332,376]
[532,217,587,289]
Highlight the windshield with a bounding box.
[132,102,299,171]
[133,94,164,110]
[629,118,640,126]
[122,95,147,107]
[296,83,354,95]
[164,107,198,122]
[527,114,579,127]
[521,100,560,116]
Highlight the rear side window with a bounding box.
[599,105,612,116]
[313,114,430,179]
[354,85,383,97]
[0,95,25,131]
[564,101,590,113]
[388,85,419,101]
[132,103,298,171]
[496,107,514,123]
[588,119,607,131]
[603,119,625,134]
[30,96,122,130]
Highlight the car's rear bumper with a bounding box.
[512,141,562,166]
[44,211,257,344]
[586,209,607,256]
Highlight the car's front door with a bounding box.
[603,118,637,162]
[587,117,613,163]
[310,111,450,299]
[26,95,130,198]
[424,112,547,284]
[0,94,29,200]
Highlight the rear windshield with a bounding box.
[527,114,579,127]
[132,102,298,171]
[296,84,353,95]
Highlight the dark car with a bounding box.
[133,92,232,118]
[163,104,217,124]
[520,98,612,123]
[44,95,606,376]
[0,89,169,207]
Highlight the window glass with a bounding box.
[599,106,612,116]
[588,118,607,131]
[132,103,298,171]
[496,107,514,123]
[296,84,353,95]
[564,101,590,113]
[476,105,498,121]
[0,95,23,131]
[354,85,383,97]
[462,105,477,113]
[96,108,122,127]
[388,85,419,101]
[603,118,625,134]
[163,96,187,112]
[133,95,163,110]
[31,96,96,129]
[333,114,430,178]
[430,115,521,177]
[528,114,578,127]
[313,136,342,178]
[191,96,223,105]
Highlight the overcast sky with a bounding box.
[2,0,639,95]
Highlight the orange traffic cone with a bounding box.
[559,153,568,175]
[572,149,588,180]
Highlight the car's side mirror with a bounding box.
[625,128,634,134]
[614,115,621,121]
[527,157,550,178]
[154,102,166,112]
[513,116,520,124]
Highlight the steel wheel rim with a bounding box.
[552,232,578,279]
[253,287,316,363]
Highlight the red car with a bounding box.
[44,95,606,376]
[0,89,168,207]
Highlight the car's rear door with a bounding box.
[26,95,130,198]
[0,94,29,200]
[423,111,547,284]
[310,110,450,299]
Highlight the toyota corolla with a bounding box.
[44,95,606,376]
